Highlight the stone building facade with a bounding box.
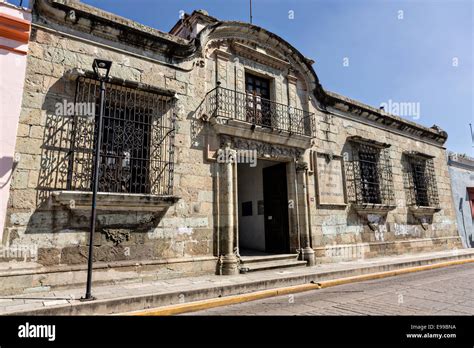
[0,0,462,293]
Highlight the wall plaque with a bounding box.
[315,152,347,206]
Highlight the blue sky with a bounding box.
[13,0,473,154]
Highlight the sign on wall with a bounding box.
[315,152,347,206]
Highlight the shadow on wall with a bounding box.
[0,157,16,189]
[36,76,76,207]
[12,76,163,233]
[4,75,173,266]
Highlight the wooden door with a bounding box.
[245,73,271,127]
[263,163,290,253]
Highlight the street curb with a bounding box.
[4,251,474,315]
[127,258,474,316]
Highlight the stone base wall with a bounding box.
[0,256,217,296]
[314,236,462,264]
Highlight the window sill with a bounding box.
[352,203,396,214]
[50,191,180,212]
[408,205,441,216]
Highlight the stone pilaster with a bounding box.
[215,49,231,88]
[218,143,239,275]
[287,72,299,134]
[296,158,315,266]
[287,72,298,107]
[234,57,245,94]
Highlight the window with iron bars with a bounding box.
[345,141,395,205]
[67,77,176,196]
[403,154,439,207]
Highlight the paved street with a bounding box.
[187,263,474,315]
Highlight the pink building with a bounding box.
[0,0,31,236]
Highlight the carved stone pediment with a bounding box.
[231,42,290,70]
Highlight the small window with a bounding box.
[242,201,253,216]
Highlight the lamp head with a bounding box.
[92,59,112,80]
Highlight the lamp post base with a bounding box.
[80,295,96,302]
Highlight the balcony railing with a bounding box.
[204,86,314,137]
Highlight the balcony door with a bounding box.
[245,73,271,127]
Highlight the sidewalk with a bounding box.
[1,249,474,315]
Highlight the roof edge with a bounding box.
[324,90,448,145]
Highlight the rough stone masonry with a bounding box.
[0,0,462,294]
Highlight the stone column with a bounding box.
[296,158,315,266]
[218,143,239,275]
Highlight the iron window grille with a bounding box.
[345,141,395,205]
[67,77,176,196]
[404,154,439,207]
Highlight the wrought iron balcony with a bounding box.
[204,86,314,137]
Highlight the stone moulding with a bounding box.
[408,206,441,216]
[36,0,194,58]
[352,203,397,214]
[211,117,312,150]
[403,151,436,160]
[231,42,291,70]
[347,135,391,149]
[326,96,448,146]
[408,205,441,230]
[50,191,180,212]
[351,204,395,232]
[65,68,177,98]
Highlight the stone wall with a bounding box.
[3,26,216,272]
[307,106,461,262]
[1,1,463,290]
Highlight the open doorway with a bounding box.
[237,160,290,255]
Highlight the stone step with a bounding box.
[240,258,307,273]
[240,253,299,264]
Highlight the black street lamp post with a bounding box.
[83,59,112,301]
